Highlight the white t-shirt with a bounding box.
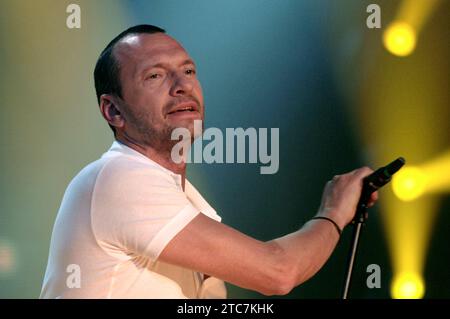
[40,141,227,299]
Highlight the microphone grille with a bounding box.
[386,157,406,176]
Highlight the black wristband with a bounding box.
[310,216,342,236]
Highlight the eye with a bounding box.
[185,68,196,75]
[148,73,160,79]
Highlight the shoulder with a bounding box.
[95,155,177,193]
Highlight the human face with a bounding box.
[114,33,204,150]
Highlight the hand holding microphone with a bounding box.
[317,157,405,231]
[353,157,405,223]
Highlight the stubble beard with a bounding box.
[127,107,204,156]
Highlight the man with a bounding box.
[40,25,378,298]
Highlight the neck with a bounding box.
[116,133,187,190]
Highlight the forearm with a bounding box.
[160,213,344,296]
[269,218,341,288]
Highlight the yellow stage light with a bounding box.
[391,272,425,299]
[392,166,428,201]
[383,22,417,57]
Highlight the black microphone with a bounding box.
[354,157,406,223]
[364,157,405,191]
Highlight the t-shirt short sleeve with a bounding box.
[91,157,201,261]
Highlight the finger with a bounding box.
[354,166,374,178]
[367,191,379,207]
[371,191,379,202]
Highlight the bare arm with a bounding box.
[158,167,378,295]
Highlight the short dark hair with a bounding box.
[94,24,166,135]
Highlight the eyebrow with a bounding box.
[138,59,196,76]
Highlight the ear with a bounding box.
[99,94,125,130]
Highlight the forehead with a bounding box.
[114,33,192,71]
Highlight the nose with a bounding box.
[169,74,194,97]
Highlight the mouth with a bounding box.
[167,102,199,115]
